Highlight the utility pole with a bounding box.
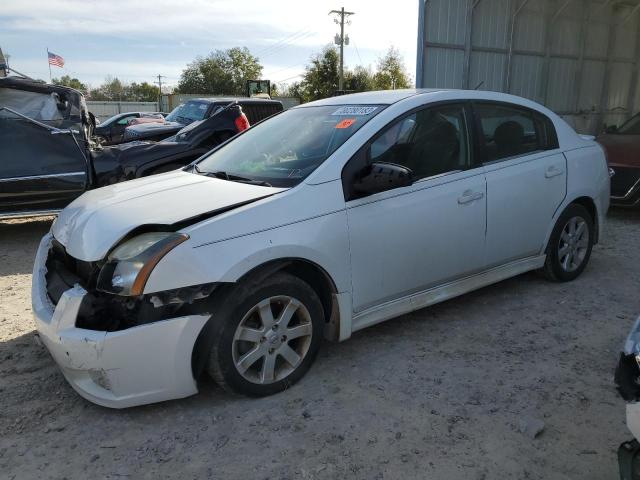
[154,74,165,112]
[329,7,354,91]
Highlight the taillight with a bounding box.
[235,113,250,132]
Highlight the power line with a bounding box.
[254,24,316,57]
[352,39,363,65]
[258,30,318,61]
[274,73,304,84]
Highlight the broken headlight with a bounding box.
[616,316,640,402]
[96,232,188,296]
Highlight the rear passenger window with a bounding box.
[475,104,555,163]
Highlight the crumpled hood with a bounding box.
[53,170,285,261]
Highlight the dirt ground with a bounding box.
[1,210,639,480]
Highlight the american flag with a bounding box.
[48,51,64,68]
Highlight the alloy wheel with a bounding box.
[557,216,589,272]
[232,296,313,385]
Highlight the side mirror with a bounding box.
[604,124,618,134]
[353,162,413,195]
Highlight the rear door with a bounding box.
[0,118,87,216]
[473,102,566,267]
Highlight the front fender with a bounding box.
[144,209,351,296]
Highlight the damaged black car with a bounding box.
[0,76,281,219]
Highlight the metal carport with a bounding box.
[416,0,640,133]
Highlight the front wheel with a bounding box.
[207,273,324,396]
[542,203,594,282]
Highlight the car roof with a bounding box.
[298,89,444,107]
[297,89,563,112]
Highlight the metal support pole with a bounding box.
[622,2,640,27]
[416,0,426,87]
[625,7,640,120]
[505,0,531,92]
[462,0,483,89]
[541,0,574,104]
[572,0,590,113]
[597,4,617,131]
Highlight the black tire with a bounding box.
[206,272,324,397]
[542,203,594,282]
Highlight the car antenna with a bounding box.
[473,81,484,90]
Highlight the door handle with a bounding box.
[545,166,564,178]
[458,190,484,204]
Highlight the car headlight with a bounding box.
[96,232,189,296]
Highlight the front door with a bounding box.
[0,118,88,215]
[344,103,487,313]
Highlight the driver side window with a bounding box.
[369,104,469,181]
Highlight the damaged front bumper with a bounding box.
[32,233,209,408]
[616,316,640,479]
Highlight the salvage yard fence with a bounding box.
[87,96,301,122]
[86,101,159,121]
[159,94,301,113]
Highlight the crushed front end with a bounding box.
[32,232,212,408]
[615,317,640,479]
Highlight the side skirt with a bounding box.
[351,255,546,333]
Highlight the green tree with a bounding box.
[52,75,88,95]
[177,47,263,95]
[297,46,339,102]
[278,81,304,99]
[344,65,375,93]
[373,46,412,90]
[89,76,126,101]
[128,82,160,102]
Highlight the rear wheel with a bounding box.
[542,203,594,282]
[207,272,323,396]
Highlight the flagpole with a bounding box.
[47,48,52,83]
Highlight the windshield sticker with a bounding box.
[335,118,356,129]
[198,104,207,110]
[332,106,378,116]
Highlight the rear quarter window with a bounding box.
[474,102,558,163]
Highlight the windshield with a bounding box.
[617,113,640,135]
[165,101,210,124]
[194,104,384,187]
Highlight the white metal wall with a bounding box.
[417,0,640,134]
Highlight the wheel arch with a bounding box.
[570,196,599,244]
[190,257,342,380]
[544,195,599,254]
[235,258,340,331]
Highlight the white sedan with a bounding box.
[32,89,610,408]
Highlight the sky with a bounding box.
[1,0,419,90]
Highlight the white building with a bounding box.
[416,0,640,133]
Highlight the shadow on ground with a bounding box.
[0,218,53,276]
